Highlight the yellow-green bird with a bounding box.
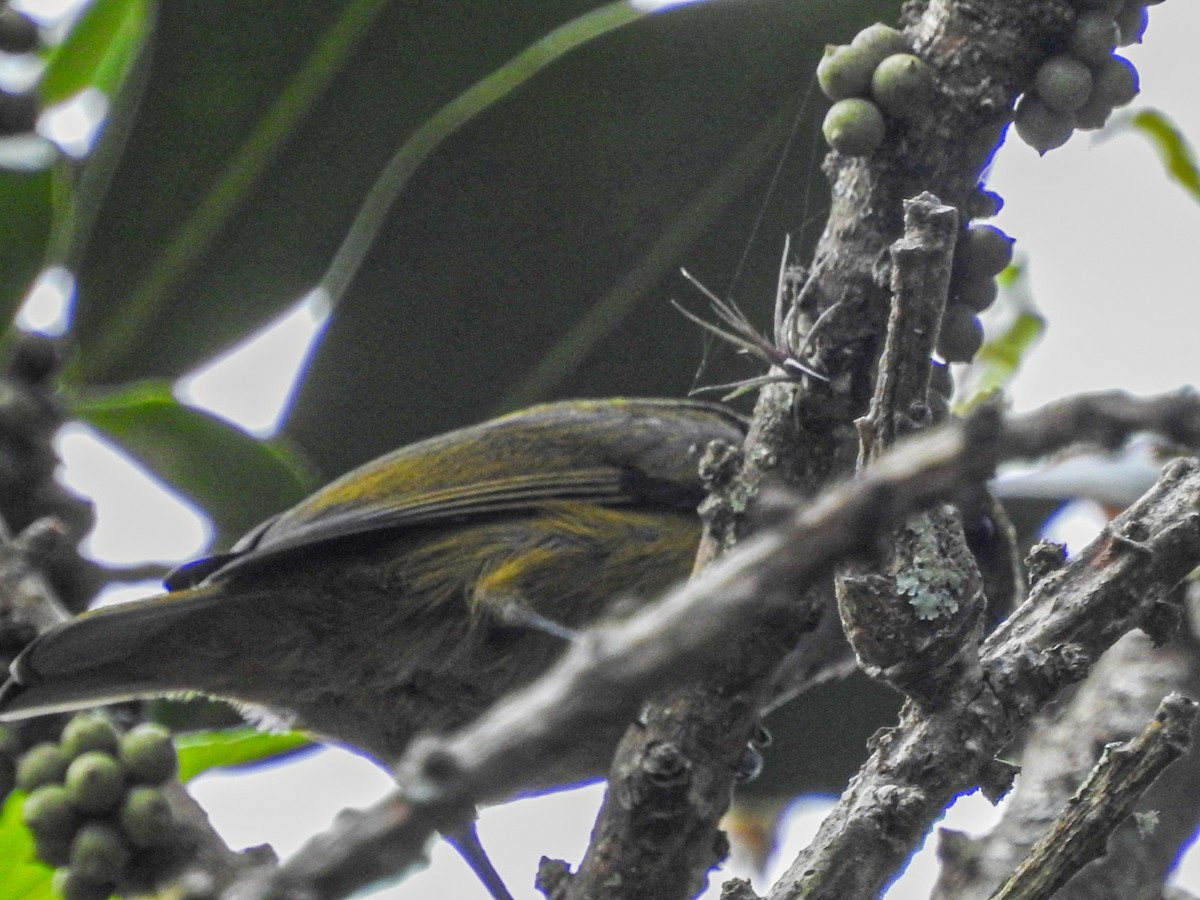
[0,398,744,792]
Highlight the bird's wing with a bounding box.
[166,399,744,588]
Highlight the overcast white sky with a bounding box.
[23,0,1200,897]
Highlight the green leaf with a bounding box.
[0,792,56,900]
[69,381,317,546]
[72,0,390,384]
[318,1,646,307]
[175,728,314,783]
[58,0,895,482]
[1128,108,1200,204]
[0,166,53,324]
[40,0,151,106]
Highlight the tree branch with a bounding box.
[990,693,1198,900]
[220,389,1200,899]
[768,450,1200,899]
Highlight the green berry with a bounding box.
[21,784,77,838]
[955,276,999,313]
[1092,54,1140,107]
[70,822,129,884]
[1014,95,1074,155]
[1073,93,1114,130]
[61,715,120,760]
[1034,55,1093,113]
[968,189,1005,220]
[959,224,1015,280]
[823,98,886,155]
[1069,12,1119,65]
[65,752,126,814]
[871,53,934,118]
[1115,2,1148,45]
[850,23,910,66]
[53,869,114,900]
[119,724,178,785]
[16,742,68,792]
[35,835,73,868]
[119,785,174,847]
[938,303,985,363]
[816,44,876,100]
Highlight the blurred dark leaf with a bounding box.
[285,0,893,476]
[749,671,901,800]
[70,381,317,546]
[0,166,52,321]
[60,0,891,480]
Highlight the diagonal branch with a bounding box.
[220,389,1200,900]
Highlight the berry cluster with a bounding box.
[0,336,103,706]
[940,223,1015,364]
[1014,0,1158,153]
[0,3,40,136]
[817,23,933,155]
[17,714,181,900]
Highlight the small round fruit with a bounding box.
[119,786,174,847]
[1115,2,1148,45]
[1014,95,1074,155]
[817,44,876,100]
[1092,54,1140,107]
[871,53,934,118]
[823,98,886,155]
[1069,12,1119,64]
[65,752,126,814]
[16,742,68,792]
[35,835,73,868]
[61,715,120,760]
[1073,93,1114,130]
[850,23,910,67]
[938,304,985,363]
[70,822,129,884]
[21,784,77,838]
[1033,55,1093,113]
[968,188,1005,220]
[959,224,1015,280]
[119,724,178,785]
[53,869,114,900]
[955,275,999,313]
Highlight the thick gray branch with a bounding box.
[767,451,1200,899]
[223,390,1200,900]
[990,694,1198,900]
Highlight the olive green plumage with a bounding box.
[0,399,744,788]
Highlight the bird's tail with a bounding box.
[0,584,228,721]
